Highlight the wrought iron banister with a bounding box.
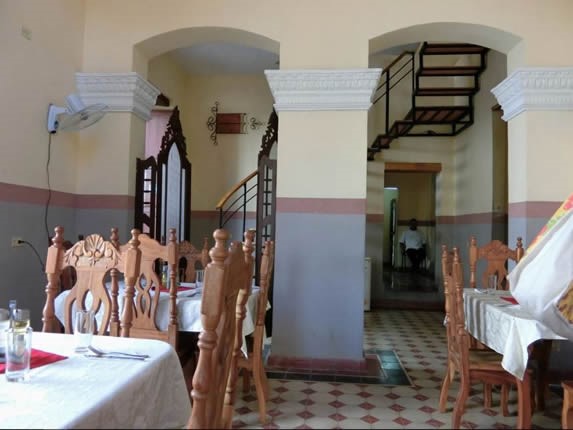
[371,48,419,138]
[216,170,258,233]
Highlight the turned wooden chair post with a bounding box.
[188,229,251,429]
[241,240,275,424]
[43,226,66,333]
[109,227,121,337]
[222,229,256,428]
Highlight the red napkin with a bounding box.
[501,296,519,305]
[0,348,68,374]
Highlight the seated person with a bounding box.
[399,218,426,272]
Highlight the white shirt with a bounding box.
[400,229,425,250]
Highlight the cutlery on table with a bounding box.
[88,345,149,359]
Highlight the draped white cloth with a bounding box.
[508,209,573,341]
[0,332,191,429]
[463,289,565,380]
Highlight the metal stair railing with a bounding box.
[215,170,258,233]
[372,50,417,136]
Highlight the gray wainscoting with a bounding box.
[271,212,365,361]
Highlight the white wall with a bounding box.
[454,50,506,216]
[0,0,85,193]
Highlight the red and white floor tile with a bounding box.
[233,310,562,429]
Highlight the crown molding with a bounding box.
[264,68,382,112]
[491,67,573,121]
[75,72,161,120]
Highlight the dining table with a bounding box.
[0,331,191,429]
[463,288,568,410]
[464,288,566,379]
[53,281,268,355]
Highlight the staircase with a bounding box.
[368,42,489,160]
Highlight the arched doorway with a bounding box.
[365,22,522,309]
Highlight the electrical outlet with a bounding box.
[11,237,23,247]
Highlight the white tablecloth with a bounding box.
[0,332,191,429]
[54,283,262,337]
[463,288,566,380]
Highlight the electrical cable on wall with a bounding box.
[19,239,45,272]
[45,132,52,244]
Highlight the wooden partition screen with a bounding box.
[134,106,191,242]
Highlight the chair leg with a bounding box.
[483,383,492,408]
[562,382,573,429]
[253,357,269,424]
[242,368,251,393]
[516,374,532,430]
[452,384,469,429]
[501,384,510,416]
[534,339,552,411]
[439,363,452,413]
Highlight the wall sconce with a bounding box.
[206,101,247,145]
[249,117,264,130]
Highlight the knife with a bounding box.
[84,354,147,361]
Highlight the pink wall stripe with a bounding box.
[0,182,133,210]
[0,182,76,207]
[277,198,366,215]
[509,201,561,218]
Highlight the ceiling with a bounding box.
[169,42,279,75]
[168,41,426,75]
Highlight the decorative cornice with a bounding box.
[491,67,573,121]
[264,68,382,111]
[75,72,161,121]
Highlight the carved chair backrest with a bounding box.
[119,229,178,348]
[178,237,210,282]
[188,229,251,429]
[446,247,471,378]
[42,226,141,336]
[469,236,524,291]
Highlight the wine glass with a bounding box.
[487,274,498,295]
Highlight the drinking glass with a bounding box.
[5,327,32,382]
[487,274,498,294]
[74,310,95,353]
[12,309,30,331]
[195,269,204,288]
[0,309,10,363]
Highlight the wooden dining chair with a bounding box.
[439,245,512,415]
[468,235,552,411]
[178,237,210,283]
[469,236,524,291]
[119,228,179,348]
[188,228,252,429]
[237,239,275,425]
[222,229,256,428]
[447,247,532,429]
[43,226,141,335]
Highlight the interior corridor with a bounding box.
[378,265,443,310]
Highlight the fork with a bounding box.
[88,345,150,359]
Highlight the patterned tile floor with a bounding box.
[233,309,562,429]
